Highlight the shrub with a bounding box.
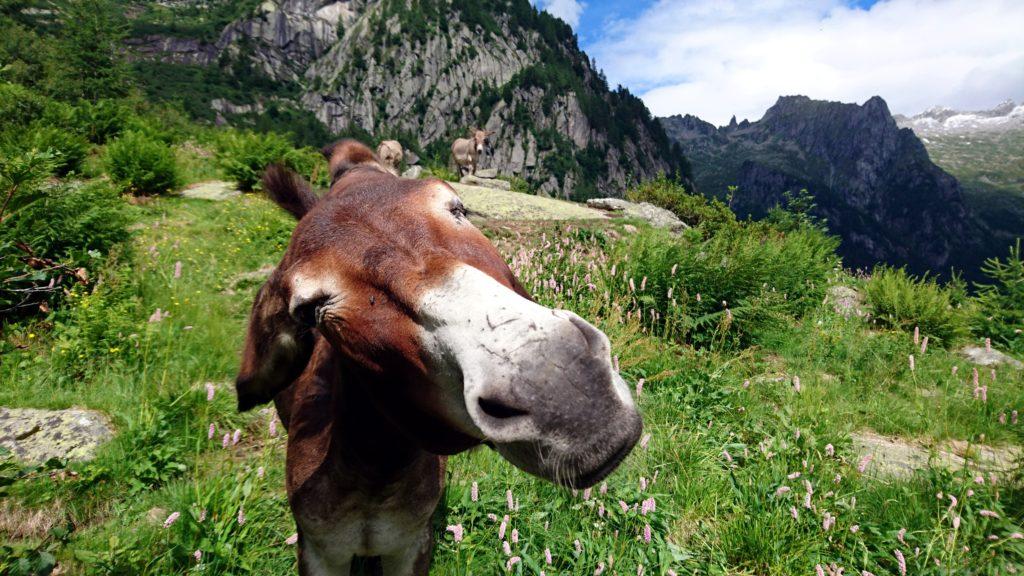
[27,125,90,176]
[1,161,129,319]
[626,175,736,233]
[70,98,133,144]
[864,267,970,347]
[105,131,180,195]
[973,240,1024,354]
[215,130,295,192]
[609,224,839,348]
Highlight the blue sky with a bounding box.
[531,0,1024,124]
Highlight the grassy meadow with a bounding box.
[3,5,1024,572]
[3,149,1024,574]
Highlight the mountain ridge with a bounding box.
[661,95,973,274]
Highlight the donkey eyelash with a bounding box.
[449,200,467,218]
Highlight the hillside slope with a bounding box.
[123,0,690,199]
[661,96,972,275]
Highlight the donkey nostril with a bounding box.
[478,397,529,420]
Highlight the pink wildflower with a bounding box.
[850,524,860,533]
[222,433,230,448]
[237,506,245,525]
[545,547,552,565]
[506,556,520,570]
[790,506,799,520]
[894,550,906,576]
[913,326,920,346]
[208,423,215,440]
[471,481,479,502]
[909,354,915,372]
[498,516,508,540]
[269,418,278,437]
[173,261,182,279]
[149,308,164,323]
[198,509,206,522]
[817,565,826,576]
[951,366,958,376]
[1010,533,1024,539]
[575,539,583,554]
[257,466,265,479]
[232,428,241,445]
[793,375,801,392]
[639,433,651,449]
[723,450,733,464]
[1014,410,1019,425]
[775,486,792,497]
[594,562,605,575]
[743,379,751,389]
[635,378,644,397]
[163,511,180,528]
[979,509,1000,518]
[825,444,835,457]
[205,382,215,401]
[506,489,514,511]
[502,540,511,556]
[822,512,835,531]
[446,524,464,542]
[898,528,907,545]
[641,497,656,515]
[193,549,202,562]
[600,482,608,495]
[511,528,519,544]
[986,337,992,352]
[953,515,961,530]
[643,523,652,543]
[920,336,929,355]
[1000,413,1007,424]
[787,472,801,480]
[857,454,873,473]
[619,500,629,513]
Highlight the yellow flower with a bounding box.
[28,333,35,339]
[109,347,120,354]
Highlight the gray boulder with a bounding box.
[959,346,1023,369]
[401,166,424,180]
[474,168,499,179]
[460,174,511,191]
[0,407,114,464]
[586,198,688,232]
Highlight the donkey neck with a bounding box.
[331,370,430,486]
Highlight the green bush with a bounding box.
[69,98,134,144]
[215,130,296,192]
[105,131,180,195]
[1,152,129,318]
[27,125,90,176]
[864,267,970,347]
[610,224,839,347]
[973,240,1024,354]
[626,175,736,233]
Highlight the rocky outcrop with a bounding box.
[586,198,687,232]
[126,0,690,199]
[661,96,970,274]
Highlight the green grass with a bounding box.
[2,196,1024,574]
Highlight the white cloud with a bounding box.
[533,0,585,28]
[588,0,1024,125]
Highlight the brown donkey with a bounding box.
[236,140,642,575]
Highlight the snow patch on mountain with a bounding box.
[896,100,1024,136]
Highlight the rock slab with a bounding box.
[959,346,1023,369]
[0,407,114,464]
[460,174,511,191]
[586,198,689,232]
[180,181,241,201]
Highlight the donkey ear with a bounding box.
[235,272,315,411]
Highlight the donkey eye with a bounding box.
[449,199,467,219]
[291,294,330,327]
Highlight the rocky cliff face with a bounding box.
[125,0,689,199]
[662,96,971,274]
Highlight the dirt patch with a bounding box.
[0,500,65,540]
[852,430,1020,478]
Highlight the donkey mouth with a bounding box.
[571,430,640,488]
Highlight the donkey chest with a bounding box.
[294,462,442,558]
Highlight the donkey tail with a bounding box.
[262,164,318,220]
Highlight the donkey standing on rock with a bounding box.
[451,129,493,177]
[236,140,642,575]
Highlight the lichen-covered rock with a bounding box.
[586,198,688,232]
[451,183,605,221]
[827,285,866,318]
[0,407,114,464]
[460,174,511,191]
[180,180,241,201]
[401,166,424,180]
[959,346,1023,369]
